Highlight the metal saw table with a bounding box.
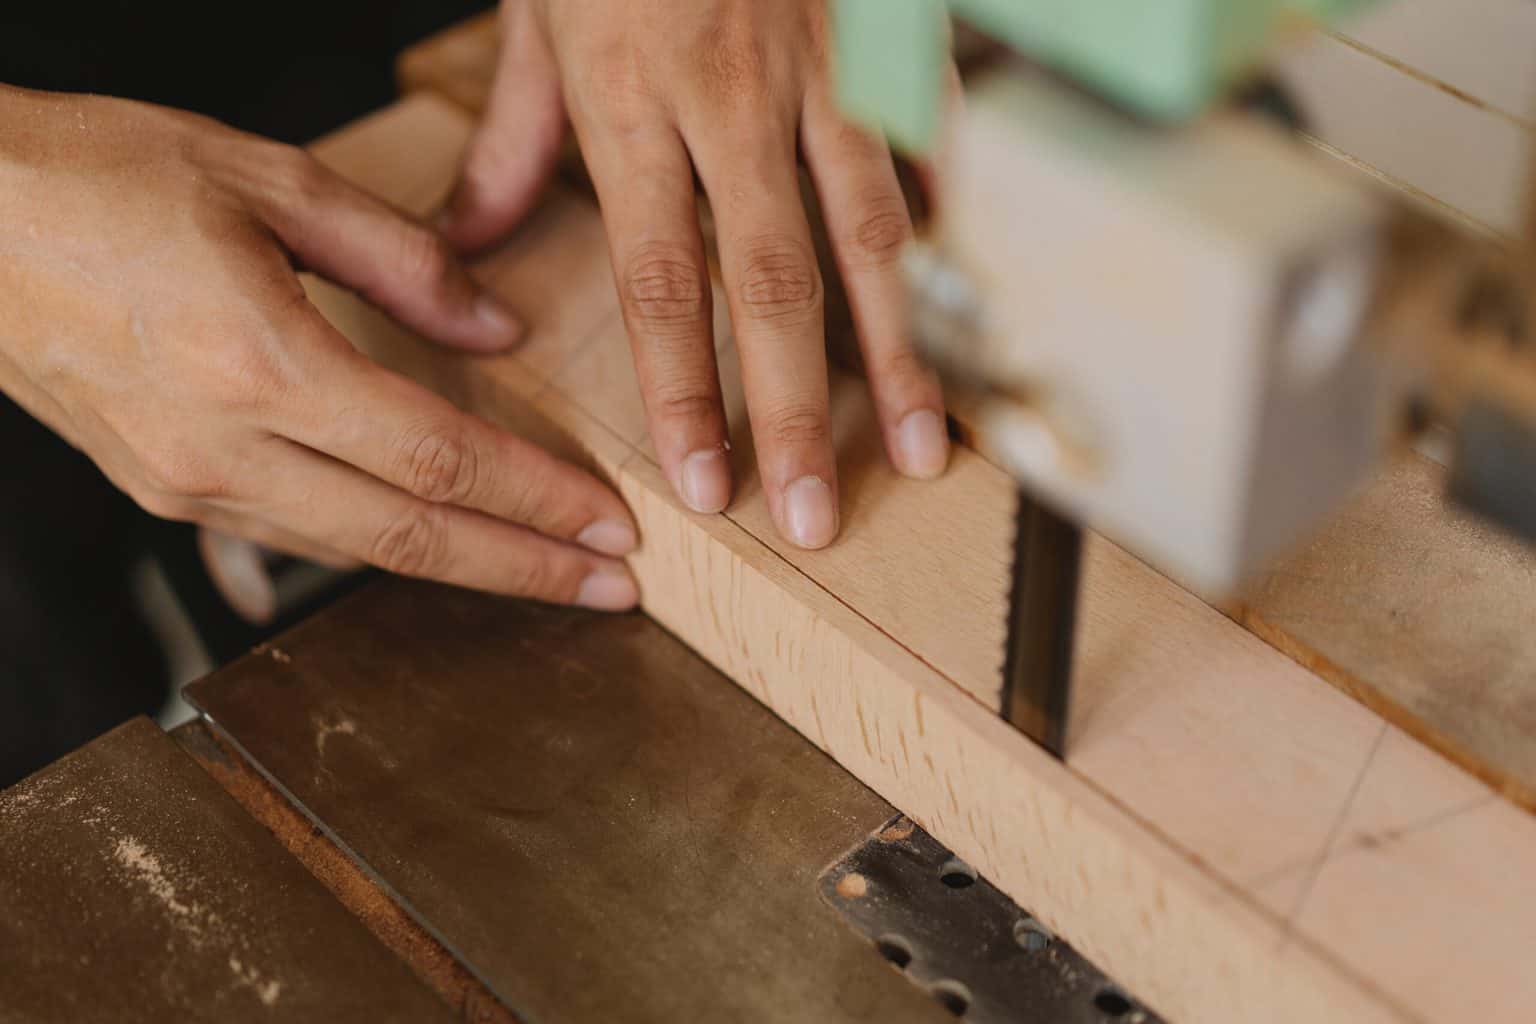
[1,579,1155,1023]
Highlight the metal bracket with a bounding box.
[819,816,1162,1023]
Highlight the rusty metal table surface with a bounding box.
[187,581,952,1024]
[0,717,457,1024]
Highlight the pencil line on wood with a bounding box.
[1279,721,1390,950]
[1246,790,1497,891]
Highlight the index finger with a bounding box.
[278,311,639,557]
[687,124,839,549]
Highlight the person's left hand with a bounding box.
[439,0,952,550]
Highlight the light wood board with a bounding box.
[301,93,1536,1024]
[1280,0,1535,237]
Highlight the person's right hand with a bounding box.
[0,86,640,611]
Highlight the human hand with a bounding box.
[440,0,952,549]
[0,86,639,610]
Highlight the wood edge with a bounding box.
[171,719,520,1024]
[1227,601,1536,813]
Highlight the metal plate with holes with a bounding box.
[821,816,1162,1023]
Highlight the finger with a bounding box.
[573,111,729,514]
[685,122,837,549]
[197,528,280,625]
[278,310,638,557]
[438,1,567,252]
[197,521,361,625]
[802,92,948,480]
[256,150,525,353]
[197,519,361,572]
[249,439,638,610]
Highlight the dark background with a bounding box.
[1,0,492,785]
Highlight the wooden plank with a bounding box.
[0,718,459,1024]
[301,93,1536,1024]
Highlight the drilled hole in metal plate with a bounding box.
[938,857,977,889]
[1012,915,1053,952]
[1094,987,1135,1017]
[875,933,913,969]
[931,979,972,1017]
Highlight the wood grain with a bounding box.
[1235,455,1536,808]
[302,93,1536,1024]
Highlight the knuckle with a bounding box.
[831,116,887,160]
[846,194,912,269]
[577,47,661,135]
[202,334,291,415]
[267,144,330,206]
[133,486,197,523]
[698,17,772,101]
[873,344,932,385]
[397,423,478,505]
[139,447,229,501]
[394,226,454,289]
[501,459,554,526]
[621,245,709,335]
[736,236,822,327]
[651,386,719,427]
[765,402,830,448]
[504,552,559,601]
[369,507,449,578]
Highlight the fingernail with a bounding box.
[896,409,950,480]
[783,475,837,549]
[680,449,731,514]
[576,563,639,611]
[576,518,638,557]
[475,294,525,346]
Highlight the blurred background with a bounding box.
[0,0,492,786]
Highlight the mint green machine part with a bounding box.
[833,0,951,155]
[835,0,1381,151]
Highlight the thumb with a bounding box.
[259,156,527,354]
[438,3,567,253]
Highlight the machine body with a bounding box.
[837,0,1536,755]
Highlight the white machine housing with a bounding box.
[933,70,1400,595]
